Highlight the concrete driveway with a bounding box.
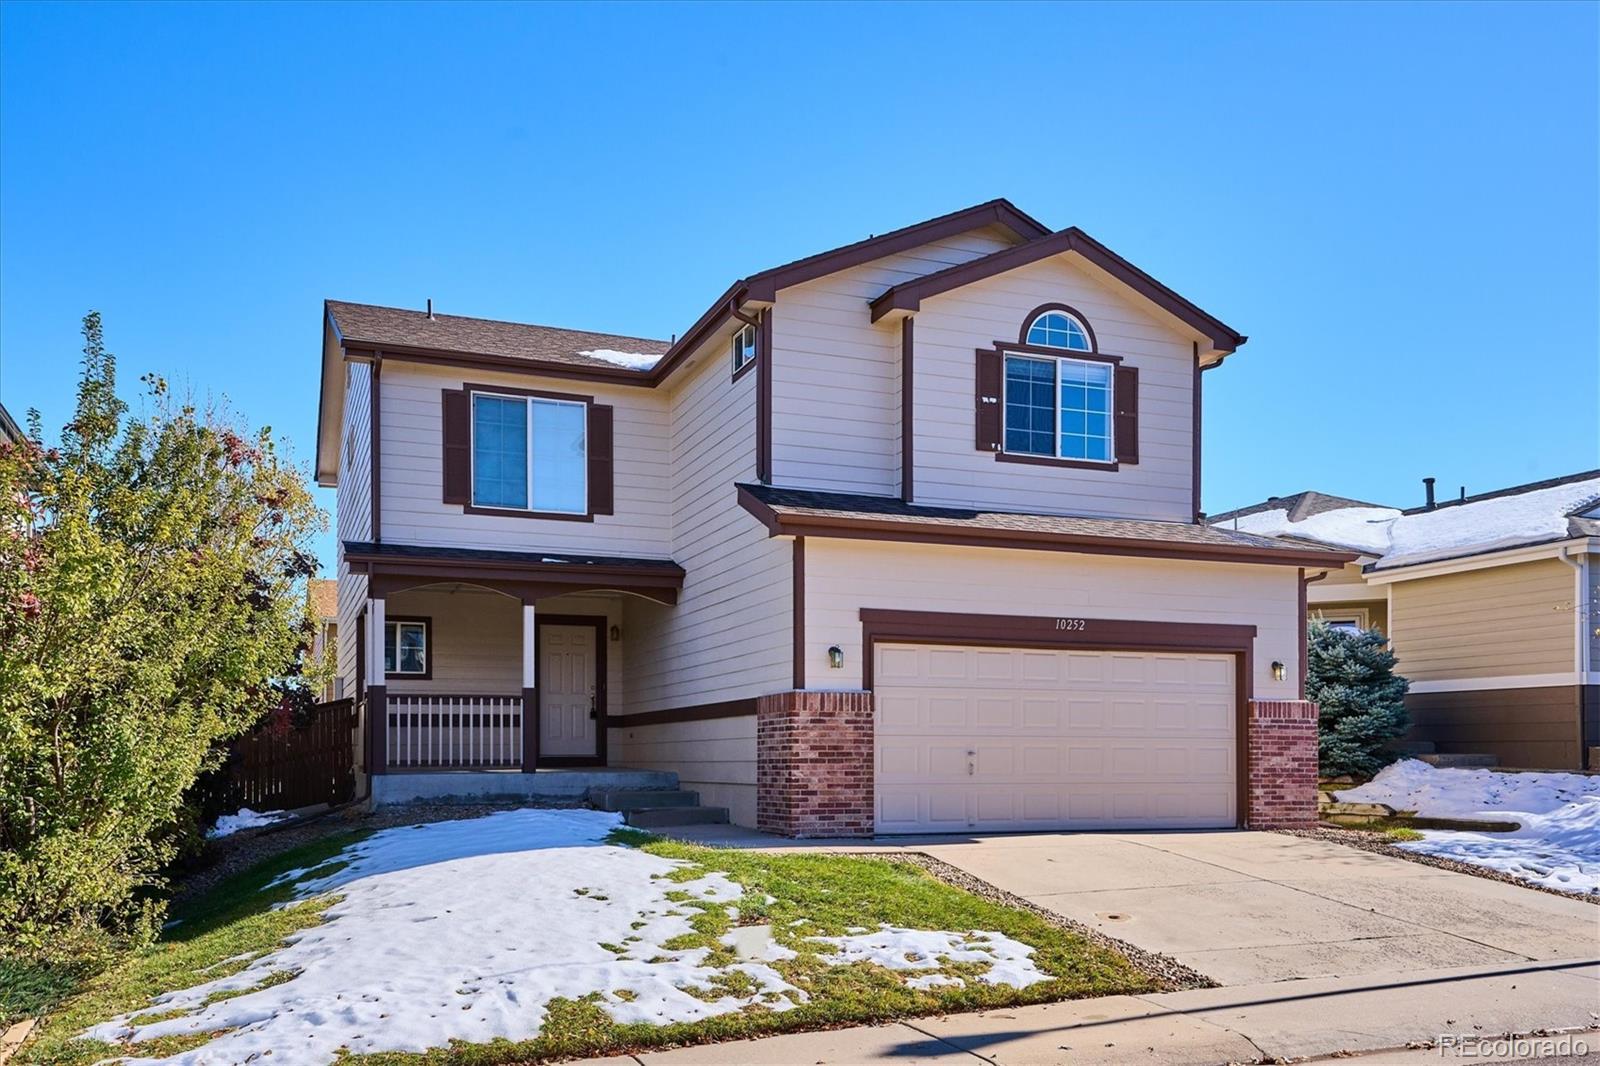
[902,829,1598,986]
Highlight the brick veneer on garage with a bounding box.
[1247,698,1320,828]
[756,690,874,837]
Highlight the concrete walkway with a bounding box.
[615,825,1600,1063]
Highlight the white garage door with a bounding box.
[874,642,1236,833]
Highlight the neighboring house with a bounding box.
[0,401,21,446]
[315,198,1351,837]
[308,578,340,702]
[1214,471,1600,769]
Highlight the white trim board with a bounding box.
[1364,538,1600,585]
[1406,672,1600,694]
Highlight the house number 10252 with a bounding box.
[1055,618,1086,631]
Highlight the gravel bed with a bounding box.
[172,799,583,906]
[1280,827,1599,906]
[877,852,1215,992]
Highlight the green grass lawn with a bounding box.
[19,824,1157,1065]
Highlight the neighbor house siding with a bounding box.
[336,359,374,708]
[1388,559,1575,682]
[910,254,1198,521]
[375,362,672,556]
[800,538,1304,698]
[768,225,1022,497]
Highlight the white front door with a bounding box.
[538,624,598,758]
[874,643,1237,833]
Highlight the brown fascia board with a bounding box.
[868,227,1248,354]
[737,486,1355,569]
[342,544,685,585]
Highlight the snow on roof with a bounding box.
[577,348,661,371]
[1216,472,1600,570]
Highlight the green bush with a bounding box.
[0,313,326,962]
[1307,619,1411,778]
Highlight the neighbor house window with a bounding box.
[1003,355,1113,462]
[732,322,757,375]
[1026,310,1092,351]
[471,393,587,514]
[384,620,428,676]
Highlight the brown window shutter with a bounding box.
[588,403,614,515]
[441,389,470,504]
[974,348,1002,451]
[1114,365,1140,465]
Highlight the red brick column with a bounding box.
[1247,699,1320,828]
[757,690,874,837]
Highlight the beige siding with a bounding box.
[801,538,1304,698]
[335,360,373,705]
[910,254,1198,521]
[621,327,792,715]
[1389,559,1576,682]
[768,226,1021,496]
[608,716,756,826]
[376,363,672,556]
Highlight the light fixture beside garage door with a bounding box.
[827,645,844,669]
[1271,660,1286,682]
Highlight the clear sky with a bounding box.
[2,1,1596,574]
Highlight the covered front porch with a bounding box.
[344,541,684,779]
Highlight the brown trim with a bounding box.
[736,485,1359,569]
[345,549,684,606]
[462,504,596,522]
[792,536,806,689]
[457,381,601,522]
[463,381,594,404]
[1192,343,1203,520]
[868,227,1247,354]
[996,452,1120,473]
[383,615,433,681]
[1017,302,1101,352]
[756,309,773,483]
[366,683,387,774]
[369,358,382,543]
[857,607,1257,825]
[900,317,914,503]
[607,698,757,727]
[997,340,1123,364]
[534,614,608,767]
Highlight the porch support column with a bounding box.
[366,597,387,775]
[521,602,538,771]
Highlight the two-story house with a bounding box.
[315,199,1352,837]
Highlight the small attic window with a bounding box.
[732,322,758,376]
[1026,310,1093,351]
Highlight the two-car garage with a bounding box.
[873,641,1239,833]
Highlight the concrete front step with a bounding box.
[626,806,730,828]
[1417,753,1499,768]
[589,788,700,812]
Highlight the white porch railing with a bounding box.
[385,695,523,769]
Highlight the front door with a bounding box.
[538,622,599,759]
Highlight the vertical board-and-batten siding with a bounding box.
[375,363,671,556]
[335,360,373,705]
[911,254,1197,521]
[768,225,1022,497]
[1389,558,1577,682]
[801,538,1303,699]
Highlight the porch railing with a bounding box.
[385,695,524,770]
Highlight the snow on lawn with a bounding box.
[206,808,290,839]
[810,925,1049,990]
[85,808,1045,1065]
[1338,760,1600,895]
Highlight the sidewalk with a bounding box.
[573,957,1599,1064]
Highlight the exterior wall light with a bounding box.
[827,645,844,669]
[1271,660,1286,682]
[609,625,621,642]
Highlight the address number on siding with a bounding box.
[1054,618,1086,631]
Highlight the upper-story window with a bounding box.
[1025,310,1093,351]
[1003,355,1113,462]
[732,322,758,376]
[471,392,587,514]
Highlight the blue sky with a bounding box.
[2,1,1595,574]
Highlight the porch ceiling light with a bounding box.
[1271,660,1286,682]
[827,645,844,669]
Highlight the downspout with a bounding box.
[1558,545,1591,768]
[1300,568,1333,700]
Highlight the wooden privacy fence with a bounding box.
[206,698,359,813]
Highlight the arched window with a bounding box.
[1025,310,1092,351]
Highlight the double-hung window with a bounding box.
[384,620,427,676]
[1003,355,1113,462]
[470,393,587,514]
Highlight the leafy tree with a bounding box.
[1306,619,1411,778]
[0,312,325,958]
